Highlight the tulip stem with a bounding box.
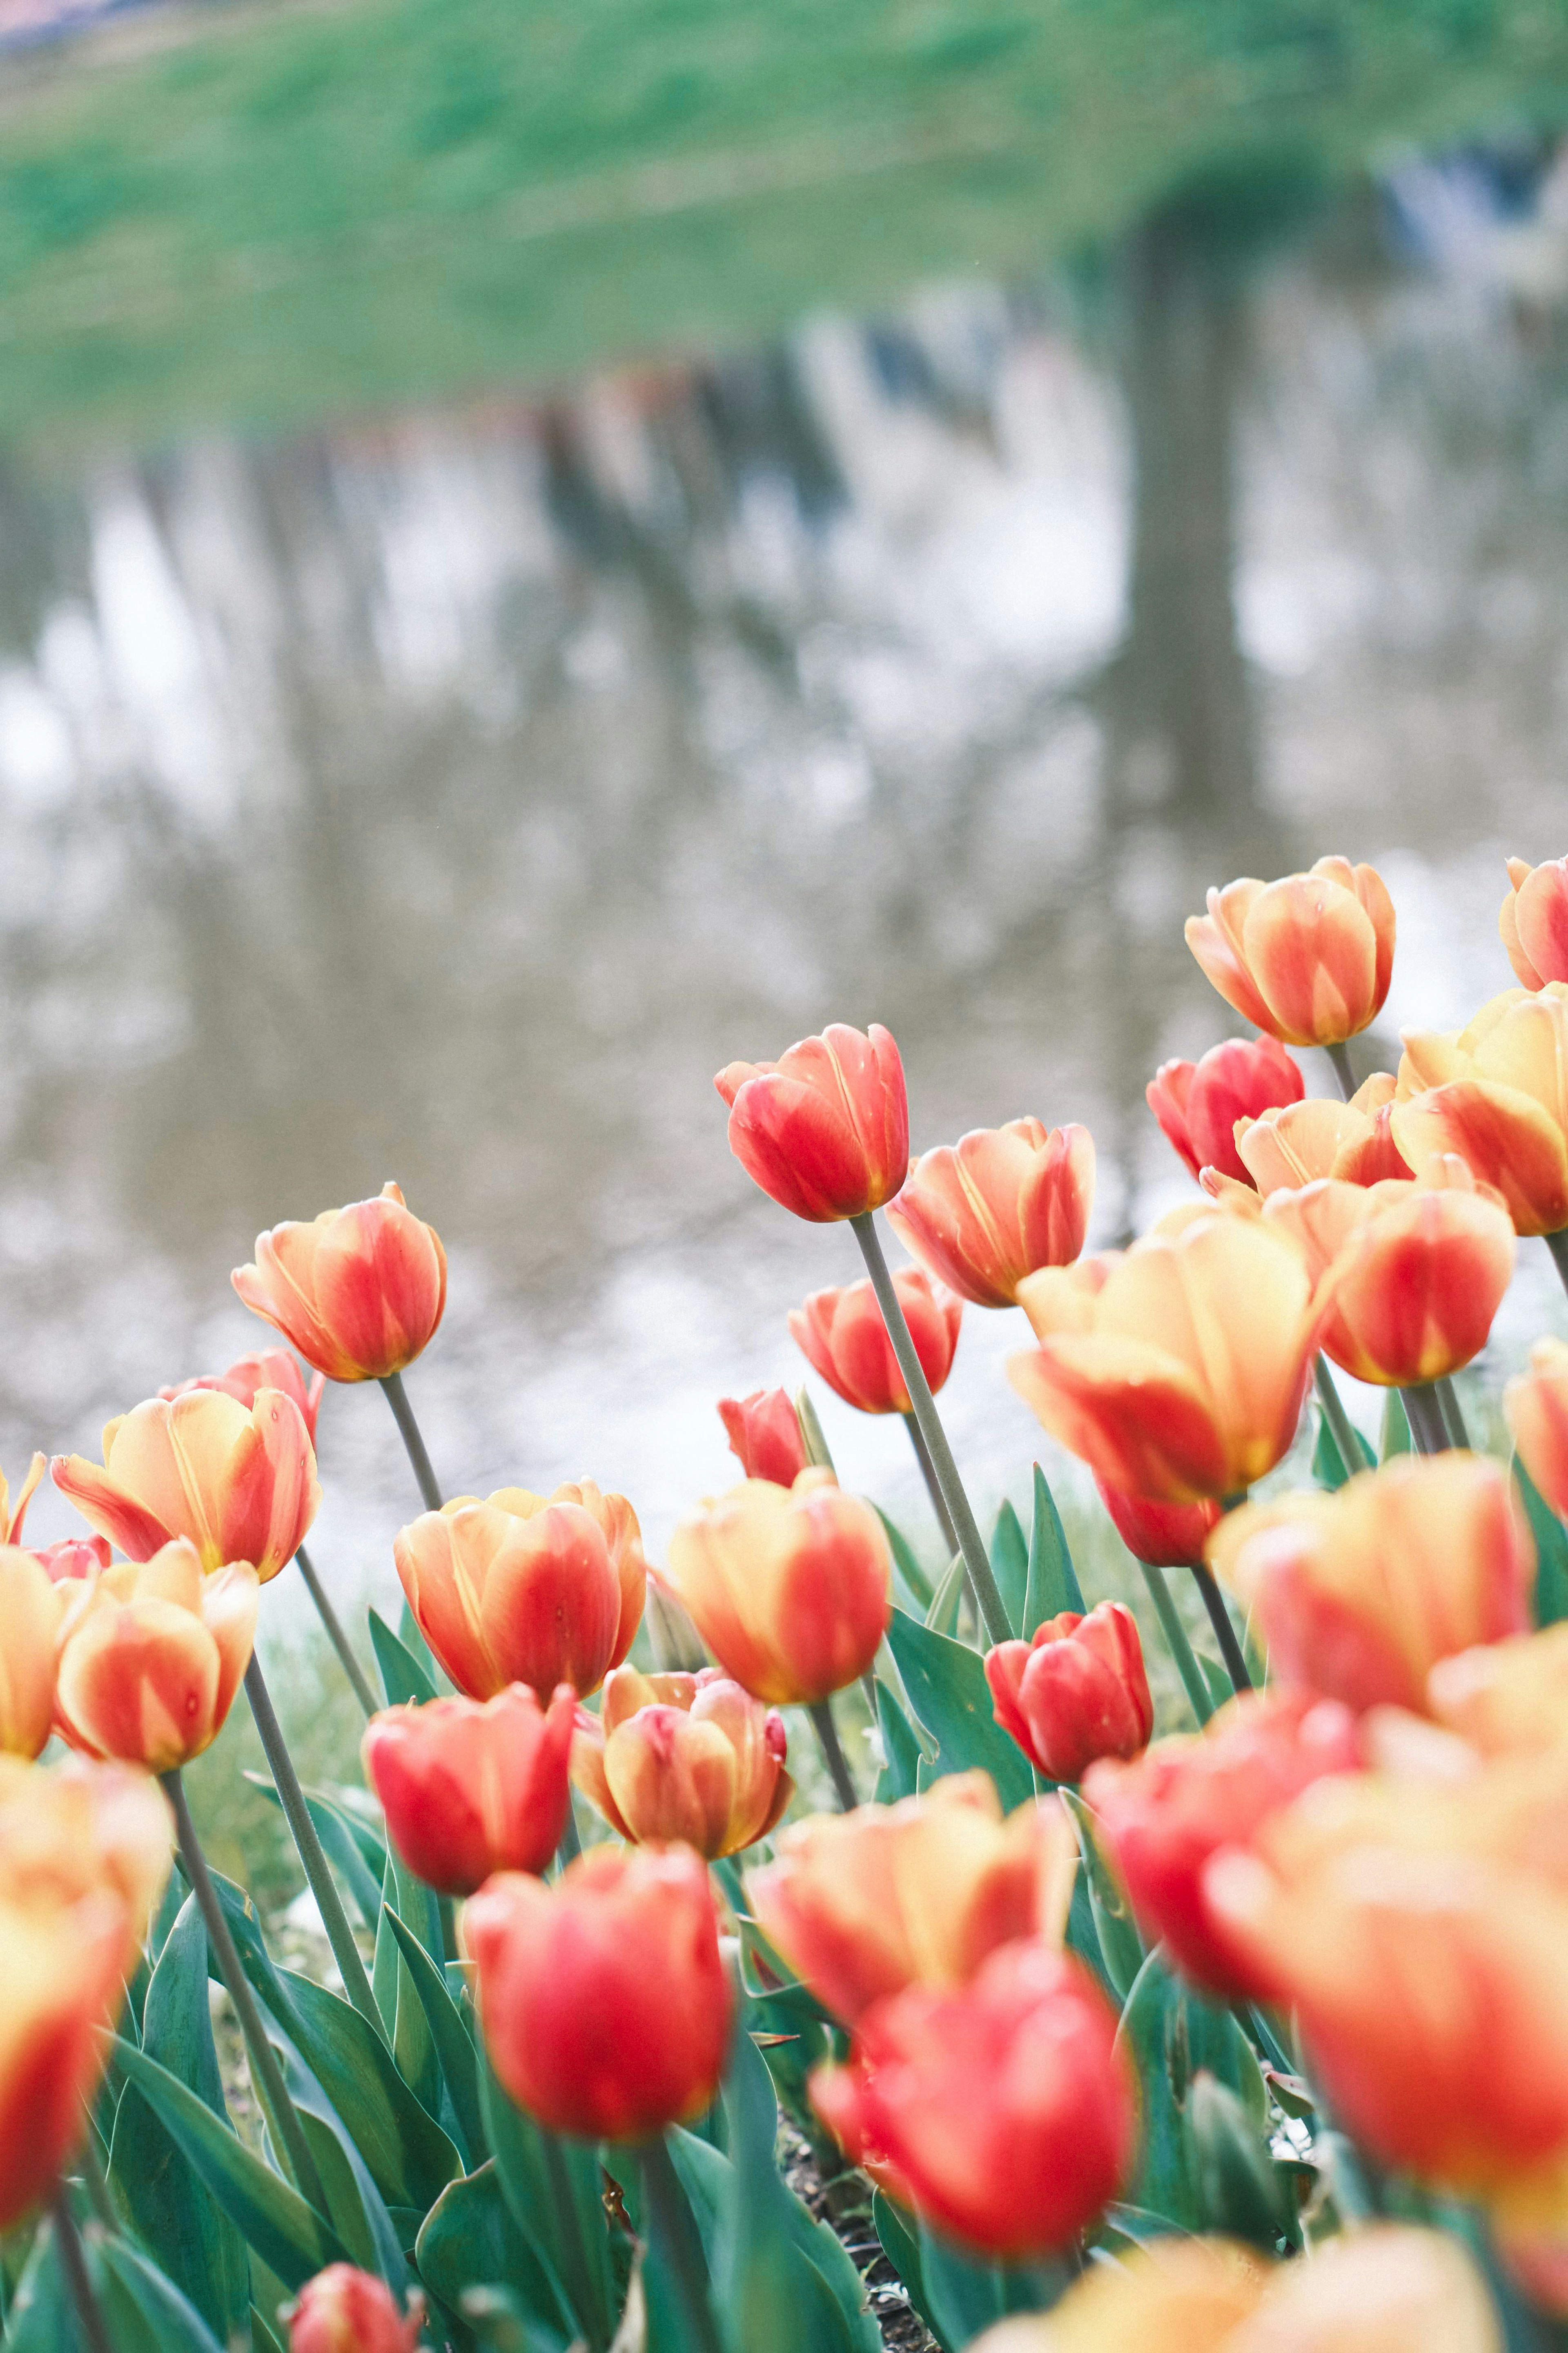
[1188,1566,1252,1695]
[639,2132,724,2353]
[1324,1041,1356,1102]
[794,1387,836,1472]
[1434,1376,1470,1450]
[243,1655,384,2039]
[1138,1563,1214,1726]
[50,2190,114,2353]
[294,1543,377,1716]
[557,1801,583,1869]
[808,1700,860,1813]
[851,1213,1011,1646]
[1314,1358,1366,1482]
[1548,1228,1568,1303]
[77,2135,117,2236]
[162,1769,329,2215]
[378,1371,443,1511]
[1402,1382,1450,1457]
[899,1410,960,1561]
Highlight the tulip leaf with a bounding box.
[1311,1407,1375,1491]
[378,1850,445,2119]
[478,2055,611,2347]
[1515,1456,1568,1629]
[416,2161,575,2352]
[990,1500,1030,1637]
[1024,1464,1085,1633]
[873,1508,934,1613]
[280,1967,462,2216]
[1379,1391,1413,1461]
[884,1608,1033,1811]
[923,1554,966,1637]
[874,1682,922,1801]
[1114,1947,1268,2230]
[242,1773,385,1929]
[94,2233,230,2353]
[370,1608,440,1707]
[1183,2072,1296,2252]
[915,2229,1005,2348]
[4,2216,71,2353]
[872,2192,947,2351]
[398,1598,446,1688]
[1058,1789,1145,2003]
[382,1905,485,2164]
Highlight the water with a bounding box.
[7,169,1568,1617]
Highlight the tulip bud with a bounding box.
[287,2266,424,2353]
[1392,985,1568,1236]
[811,1941,1134,2259]
[663,1471,891,1705]
[748,1773,1076,2023]
[1506,1336,1568,1519]
[54,1541,259,1774]
[233,1181,447,1382]
[1083,1691,1361,1998]
[985,1604,1153,1784]
[30,1537,111,1584]
[717,1387,810,1486]
[1096,1481,1222,1570]
[394,1480,645,1703]
[1147,1038,1305,1187]
[715,1022,908,1222]
[1501,854,1568,991]
[1428,1624,1568,1759]
[363,1684,575,1896]
[1212,1454,1533,1717]
[1185,856,1396,1046]
[53,1387,319,1585]
[571,1665,791,1858]
[788,1268,960,1415]
[885,1119,1094,1307]
[0,1550,66,1759]
[161,1347,325,1445]
[464,1844,730,2140]
[1274,1178,1515,1388]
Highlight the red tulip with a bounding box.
[570,1665,791,1859]
[715,1022,908,1222]
[788,1268,960,1416]
[885,1119,1094,1307]
[1501,855,1568,991]
[363,1684,576,1896]
[233,1180,447,1382]
[985,1604,1153,1784]
[31,1538,111,1584]
[1096,1481,1222,1570]
[287,2266,424,2353]
[717,1387,810,1486]
[161,1347,325,1445]
[1147,1037,1305,1187]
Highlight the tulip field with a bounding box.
[8,850,1568,2351]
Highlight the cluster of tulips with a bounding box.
[7,850,1568,2351]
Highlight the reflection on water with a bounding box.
[7,171,1568,1608]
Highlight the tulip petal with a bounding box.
[1009,1336,1228,1504]
[1392,1079,1568,1237]
[50,1450,174,1563]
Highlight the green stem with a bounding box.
[295,1543,377,1715]
[1402,1382,1450,1456]
[557,1801,583,1869]
[1138,1561,1213,1726]
[542,2132,613,2351]
[378,1369,443,1511]
[793,1387,835,1472]
[1189,1564,1252,1695]
[76,2135,117,2236]
[1434,1375,1470,1450]
[808,1698,859,1812]
[50,2191,114,2353]
[639,2132,724,2353]
[900,1409,960,1559]
[243,1655,383,2037]
[1314,1357,1365,1480]
[851,1212,1011,1645]
[1325,1041,1356,1101]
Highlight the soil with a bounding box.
[778,2123,942,2353]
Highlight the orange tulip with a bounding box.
[986,1605,1153,1784]
[0,1753,172,1974]
[717,1387,810,1487]
[1096,1481,1222,1570]
[233,1180,447,1381]
[1147,1038,1304,1188]
[161,1346,325,1445]
[464,1844,730,2140]
[287,2266,424,2353]
[1185,856,1396,1047]
[1011,1213,1316,1503]
[885,1118,1094,1307]
[363,1684,576,1896]
[0,1550,66,1759]
[1235,1074,1412,1193]
[1501,854,1568,991]
[1506,1336,1568,1519]
[1212,1454,1533,1717]
[394,1481,645,1704]
[788,1267,961,1415]
[0,1870,125,2229]
[662,1470,891,1705]
[571,1664,791,1859]
[1392,984,1568,1235]
[715,1021,908,1222]
[748,1773,1076,2023]
[52,1387,319,1585]
[53,1541,259,1773]
[1428,1624,1568,1759]
[811,1940,1135,2259]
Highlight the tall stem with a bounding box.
[1548,1228,1568,1302]
[557,1803,583,1869]
[639,2132,724,2353]
[243,1655,383,2036]
[295,1544,376,1715]
[851,1213,1011,1645]
[50,2191,114,2353]
[899,1410,960,1559]
[1434,1375,1470,1450]
[1325,1041,1356,1101]
[1138,1562,1213,1726]
[1314,1358,1365,1479]
[162,1770,327,2213]
[1402,1382,1450,1456]
[808,1699,859,1813]
[1189,1565,1252,1695]
[378,1371,443,1511]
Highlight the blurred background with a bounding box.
[4,0,1568,1702]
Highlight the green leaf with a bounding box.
[385,1851,445,2119]
[477,2055,607,2346]
[1184,2072,1295,2251]
[397,1598,444,1686]
[916,2228,1004,2349]
[884,1608,1033,1810]
[873,1508,933,1613]
[383,1906,484,2164]
[874,1682,922,1802]
[716,2025,860,2353]
[1379,1390,1412,1461]
[1023,1464,1084,1633]
[872,2191,947,2350]
[1059,1789,1145,2002]
[280,1966,462,2215]
[1312,1405,1375,1490]
[95,2233,230,2353]
[1114,1949,1269,2230]
[416,2162,575,2352]
[243,1773,385,1929]
[923,1555,966,1637]
[370,1608,439,1706]
[989,1501,1029,1638]
[1516,1456,1568,1629]
[4,2218,71,2353]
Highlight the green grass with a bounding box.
[2,0,1567,449]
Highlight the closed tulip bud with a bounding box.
[0,1550,66,1759]
[363,1684,575,1896]
[54,1541,258,1774]
[1392,984,1568,1235]
[1011,1214,1316,1504]
[1506,1336,1568,1519]
[1147,1038,1305,1187]
[233,1180,447,1381]
[1212,1455,1533,1717]
[571,1664,791,1858]
[287,2266,424,2353]
[394,1480,645,1703]
[1083,1691,1361,1998]
[750,1773,1076,2023]
[811,1940,1134,2259]
[1185,857,1396,1047]
[715,1021,908,1222]
[986,1604,1153,1784]
[1276,1178,1515,1388]
[885,1119,1095,1307]
[717,1387,810,1486]
[1501,854,1568,991]
[31,1537,111,1584]
[52,1387,318,1585]
[464,1843,730,2140]
[789,1268,961,1415]
[663,1471,891,1705]
[1428,1623,1568,1758]
[0,1753,173,1975]
[161,1347,325,1444]
[1096,1480,1222,1570]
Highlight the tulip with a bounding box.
[1428,1624,1568,1758]
[1235,1075,1412,1194]
[662,1470,891,1705]
[1212,1454,1533,1716]
[54,1540,259,1774]
[1011,1213,1316,1504]
[161,1346,325,1444]
[717,1387,810,1486]
[287,2266,424,2353]
[0,1753,173,1973]
[1392,984,1568,1235]
[1185,856,1396,1047]
[1501,854,1568,991]
[233,1180,448,1381]
[971,2234,1270,2352]
[1096,1481,1222,1570]
[788,1268,961,1415]
[463,1843,730,2140]
[363,1684,576,1896]
[885,1119,1094,1307]
[1082,1690,1361,1998]
[31,1537,111,1583]
[394,1481,645,1703]
[0,1550,66,1759]
[0,1872,126,2229]
[715,1021,907,1223]
[985,1604,1153,1784]
[0,1453,44,1545]
[748,1772,1077,2023]
[1147,1038,1304,1187]
[811,1940,1134,2259]
[52,1387,319,1585]
[1506,1336,1568,1518]
[571,1665,791,1859]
